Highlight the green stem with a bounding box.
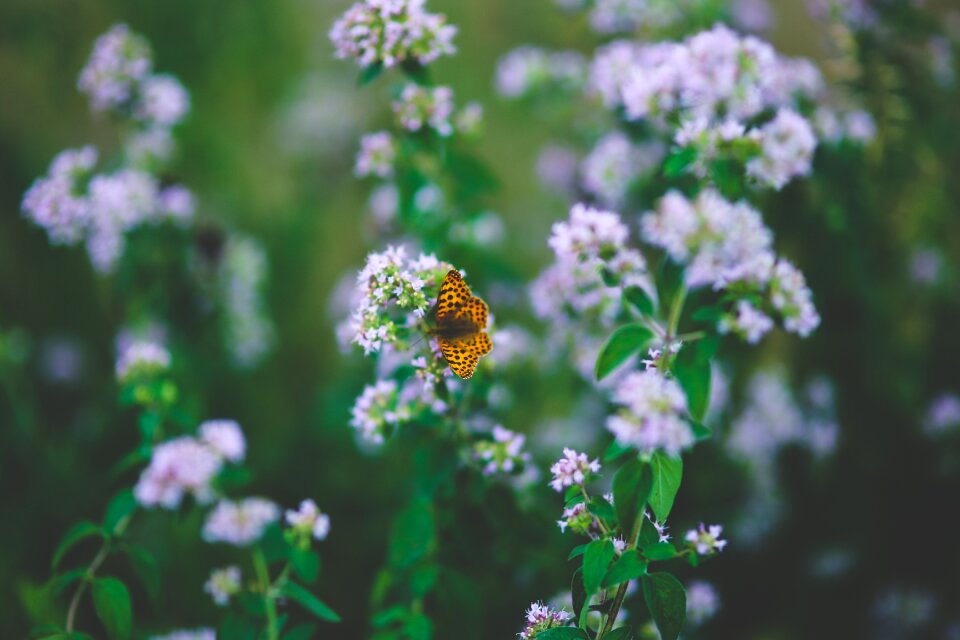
[253,547,279,640]
[65,514,134,633]
[666,286,687,340]
[598,504,646,637]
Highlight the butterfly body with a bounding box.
[430,270,492,380]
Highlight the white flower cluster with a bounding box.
[202,497,280,546]
[23,26,195,273]
[22,153,195,272]
[474,425,530,476]
[549,448,600,492]
[78,24,189,132]
[285,499,331,541]
[393,84,455,136]
[350,375,449,445]
[519,602,573,639]
[606,370,695,456]
[745,108,818,189]
[557,500,603,536]
[532,203,649,331]
[115,340,171,382]
[329,0,456,69]
[588,0,683,33]
[133,420,246,509]
[344,246,452,355]
[204,565,241,606]
[355,131,398,179]
[642,190,820,342]
[588,25,872,187]
[219,236,276,368]
[580,132,664,207]
[685,522,728,555]
[494,47,587,98]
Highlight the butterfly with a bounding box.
[430,269,492,380]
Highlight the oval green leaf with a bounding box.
[641,572,686,640]
[595,325,654,381]
[91,577,132,640]
[612,459,653,541]
[648,452,683,522]
[282,581,341,623]
[582,539,615,597]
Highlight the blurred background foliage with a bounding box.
[1,0,959,638]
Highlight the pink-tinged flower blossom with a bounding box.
[116,340,171,381]
[685,522,728,555]
[686,580,721,625]
[355,132,397,178]
[519,601,573,639]
[78,24,152,113]
[204,566,241,606]
[549,448,600,492]
[285,499,331,541]
[474,425,530,476]
[607,370,694,456]
[392,84,455,136]
[202,498,280,546]
[134,436,222,509]
[199,420,246,463]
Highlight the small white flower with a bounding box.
[685,523,728,555]
[285,499,331,541]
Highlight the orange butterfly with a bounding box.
[431,270,492,380]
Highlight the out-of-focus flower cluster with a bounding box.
[202,497,280,546]
[134,419,246,509]
[329,0,456,69]
[580,25,874,190]
[391,84,481,139]
[642,189,820,342]
[115,340,171,383]
[727,370,840,541]
[473,425,531,476]
[22,24,196,273]
[22,147,195,272]
[218,235,276,368]
[494,47,587,99]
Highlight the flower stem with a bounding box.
[253,547,279,640]
[65,536,113,632]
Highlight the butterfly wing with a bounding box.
[437,331,492,380]
[435,270,473,323]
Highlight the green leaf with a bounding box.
[536,629,588,639]
[292,548,320,584]
[124,544,160,601]
[595,325,654,381]
[624,286,655,316]
[637,516,662,548]
[582,540,615,596]
[571,569,586,623]
[603,439,632,463]
[282,581,341,623]
[641,573,686,640]
[642,542,677,561]
[612,459,653,540]
[603,551,647,588]
[260,523,290,564]
[282,623,317,640]
[91,577,132,640]
[567,544,588,561]
[388,499,435,570]
[358,62,383,86]
[52,522,104,570]
[409,563,439,597]
[402,613,432,640]
[648,453,683,522]
[587,497,617,527]
[690,421,712,440]
[673,344,712,422]
[217,612,258,640]
[30,624,64,638]
[371,604,408,628]
[604,627,634,640]
[103,490,136,535]
[663,147,697,177]
[49,568,87,595]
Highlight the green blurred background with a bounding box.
[2,0,960,638]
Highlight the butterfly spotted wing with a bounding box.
[434,270,492,380]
